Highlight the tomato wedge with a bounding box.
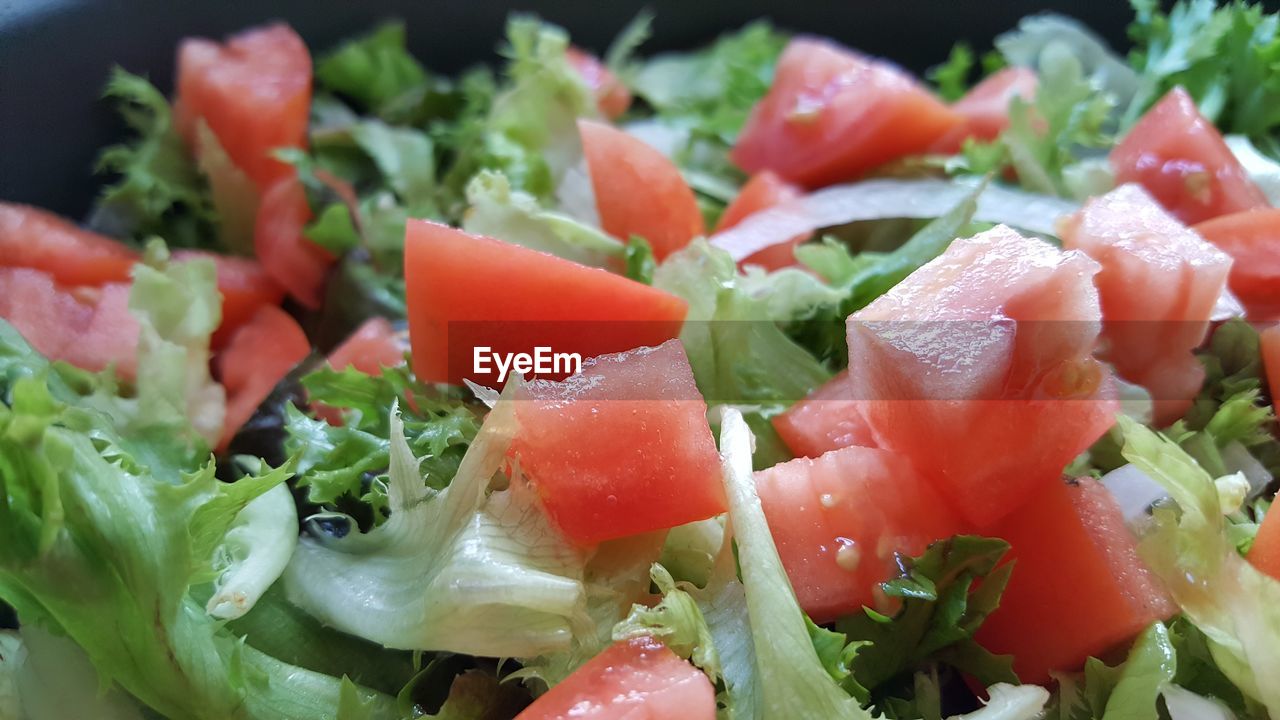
[566,47,632,120]
[1248,480,1280,581]
[1193,209,1280,320]
[755,445,965,622]
[931,67,1038,153]
[216,304,310,449]
[731,38,962,188]
[1111,87,1267,225]
[0,202,139,285]
[326,317,407,374]
[514,636,716,720]
[772,371,876,458]
[254,175,334,309]
[175,23,312,189]
[847,226,1117,527]
[977,477,1175,684]
[1060,184,1232,425]
[510,340,725,545]
[714,171,808,270]
[403,220,688,386]
[0,268,138,379]
[579,118,704,260]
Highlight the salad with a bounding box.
[2,1,1280,718]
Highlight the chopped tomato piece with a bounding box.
[1060,184,1231,425]
[977,477,1175,684]
[566,47,632,120]
[931,67,1038,153]
[755,445,965,622]
[403,220,688,386]
[1193,209,1280,320]
[0,268,139,379]
[731,38,962,188]
[714,171,808,270]
[579,118,704,260]
[175,23,312,189]
[1111,87,1267,225]
[1263,324,1280,400]
[510,340,725,545]
[173,251,284,348]
[216,304,310,449]
[254,175,334,309]
[326,317,406,374]
[0,202,139,285]
[1248,488,1280,581]
[514,636,715,720]
[847,226,1117,527]
[772,371,877,458]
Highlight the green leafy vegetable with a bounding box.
[1050,623,1176,720]
[624,236,657,284]
[930,43,976,102]
[91,67,217,249]
[204,482,297,620]
[5,626,146,720]
[315,22,430,117]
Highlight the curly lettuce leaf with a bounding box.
[1050,622,1176,720]
[0,353,397,719]
[283,395,587,657]
[7,626,146,720]
[1118,416,1280,716]
[204,482,297,620]
[315,22,429,117]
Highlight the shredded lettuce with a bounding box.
[995,13,1138,112]
[1118,416,1280,716]
[1050,623,1176,720]
[194,121,259,255]
[315,22,429,117]
[283,396,588,657]
[1226,135,1280,204]
[8,626,146,720]
[205,482,297,620]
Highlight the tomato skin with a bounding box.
[216,304,310,450]
[977,477,1175,684]
[175,23,312,189]
[714,171,808,270]
[931,67,1038,153]
[847,226,1117,528]
[566,47,632,120]
[1249,469,1280,580]
[754,445,965,622]
[731,38,962,188]
[579,119,704,260]
[0,268,139,379]
[515,636,715,720]
[403,220,688,386]
[326,317,407,374]
[1193,209,1280,320]
[1060,184,1232,425]
[1111,87,1267,225]
[509,340,725,546]
[772,371,876,458]
[254,175,334,309]
[0,202,139,285]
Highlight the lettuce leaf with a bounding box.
[0,335,398,719]
[283,395,588,657]
[7,626,146,720]
[1117,416,1280,716]
[204,482,297,620]
[1050,622,1176,720]
[0,631,18,718]
[315,22,429,117]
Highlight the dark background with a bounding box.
[0,1,1144,219]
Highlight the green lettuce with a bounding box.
[1118,416,1280,716]
[5,626,146,720]
[204,482,297,620]
[283,394,588,658]
[1050,623,1176,720]
[0,328,398,719]
[315,22,429,117]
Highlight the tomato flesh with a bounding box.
[1194,209,1280,321]
[327,317,407,374]
[216,304,310,449]
[514,636,715,720]
[566,47,632,120]
[847,226,1117,527]
[175,23,312,189]
[931,67,1038,153]
[1111,87,1267,225]
[579,119,704,260]
[714,171,808,270]
[772,371,876,458]
[1060,184,1232,425]
[977,477,1175,684]
[0,268,138,379]
[254,175,334,309]
[754,445,965,622]
[731,38,962,188]
[509,340,725,545]
[0,203,139,286]
[1248,473,1280,581]
[403,220,688,386]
